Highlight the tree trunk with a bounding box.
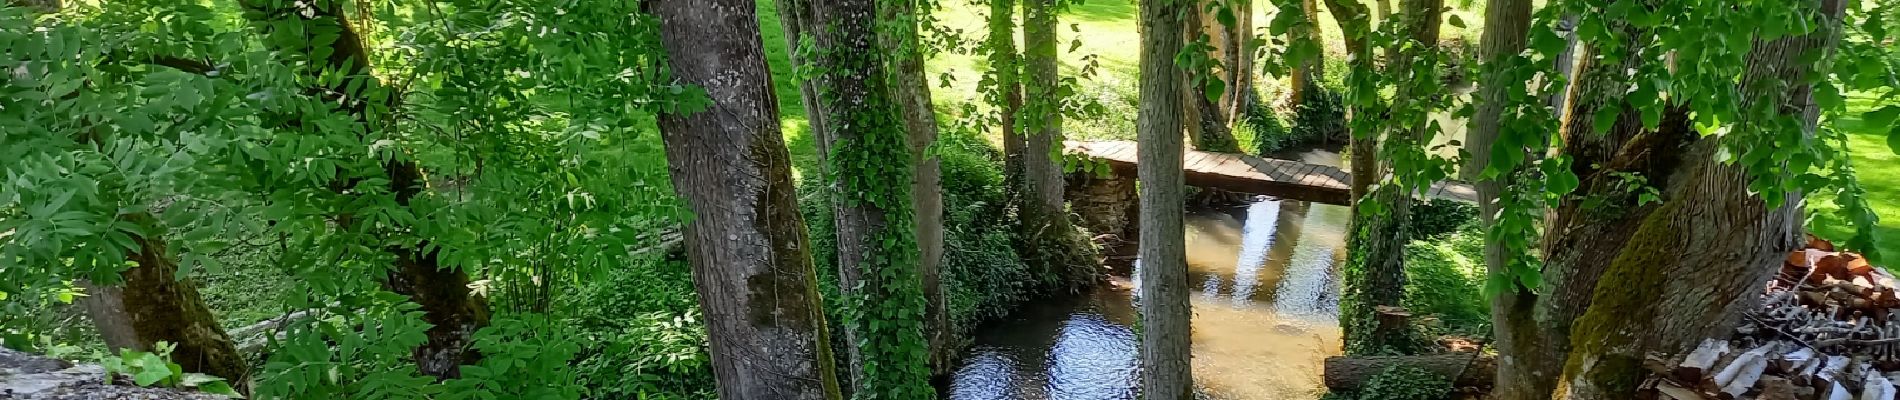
[1456,0,1534,396]
[80,217,247,385]
[810,0,936,396]
[1555,0,1841,396]
[1547,14,1580,115]
[1224,0,1256,128]
[1183,4,1241,153]
[241,2,490,379]
[771,0,831,166]
[1319,0,1375,202]
[991,0,1027,200]
[1287,0,1323,109]
[1137,0,1192,397]
[875,0,953,380]
[1021,0,1093,290]
[649,2,845,398]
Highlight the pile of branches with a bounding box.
[1644,236,1900,400]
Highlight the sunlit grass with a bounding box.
[1809,92,1900,263]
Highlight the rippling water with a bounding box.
[946,199,1350,400]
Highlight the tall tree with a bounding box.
[1221,0,1257,127]
[989,0,1027,193]
[1339,0,1442,355]
[648,1,845,398]
[1136,0,1193,397]
[1553,0,1843,395]
[240,0,491,378]
[772,0,831,165]
[1021,0,1094,289]
[1457,0,1538,396]
[875,0,953,379]
[1317,0,1376,201]
[810,0,936,397]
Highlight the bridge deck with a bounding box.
[1064,140,1476,206]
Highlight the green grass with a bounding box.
[1809,92,1900,264]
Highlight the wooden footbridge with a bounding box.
[1064,140,1477,206]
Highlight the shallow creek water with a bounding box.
[946,199,1351,400]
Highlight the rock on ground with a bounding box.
[1,347,229,400]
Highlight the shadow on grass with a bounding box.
[1065,0,1137,24]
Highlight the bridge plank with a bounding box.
[1065,140,1475,206]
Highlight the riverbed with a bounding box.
[946,198,1350,399]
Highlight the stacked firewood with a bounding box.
[1645,236,1900,400]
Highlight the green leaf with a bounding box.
[1203,79,1224,104]
[1448,14,1466,28]
[1592,105,1620,135]
[1864,105,1900,128]
[1888,124,1900,155]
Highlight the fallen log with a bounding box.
[1322,353,1496,391]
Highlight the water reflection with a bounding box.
[947,199,1350,400]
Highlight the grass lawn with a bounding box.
[1809,93,1900,264]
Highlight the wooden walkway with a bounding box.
[1064,140,1477,206]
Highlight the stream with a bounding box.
[946,198,1352,400]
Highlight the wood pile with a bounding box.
[1645,236,1900,400]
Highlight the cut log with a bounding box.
[1714,343,1774,389]
[1829,381,1852,400]
[1680,339,1733,383]
[1717,355,1765,399]
[1322,353,1496,391]
[1758,376,1799,400]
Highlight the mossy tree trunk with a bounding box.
[1136,0,1193,398]
[1456,0,1536,396]
[1553,0,1840,396]
[811,0,936,396]
[241,0,490,379]
[82,217,247,385]
[27,1,248,386]
[875,0,953,380]
[649,2,846,399]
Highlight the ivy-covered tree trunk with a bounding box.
[811,0,937,397]
[1183,3,1241,153]
[1456,0,1536,396]
[242,1,490,379]
[1136,0,1193,398]
[1554,1,1839,396]
[875,0,953,380]
[990,0,1027,195]
[649,2,845,398]
[79,219,247,385]
[1340,0,1437,355]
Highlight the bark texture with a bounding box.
[874,0,952,379]
[1136,0,1192,397]
[1554,0,1841,396]
[1286,0,1323,109]
[241,1,490,379]
[1221,0,1256,127]
[1021,0,1093,290]
[1456,0,1534,396]
[650,2,845,398]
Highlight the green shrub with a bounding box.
[1291,85,1347,144]
[1403,224,1489,334]
[1358,366,1454,400]
[1407,199,1478,240]
[562,256,716,399]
